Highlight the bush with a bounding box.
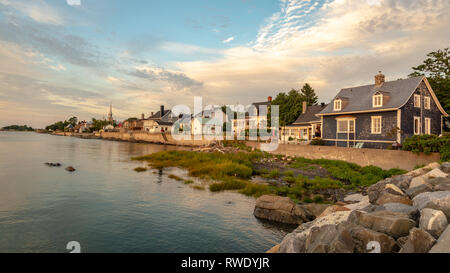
[310,138,325,146]
[134,167,147,172]
[402,134,450,161]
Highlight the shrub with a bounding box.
[402,134,450,161]
[134,167,147,172]
[310,138,325,146]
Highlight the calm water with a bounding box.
[0,132,290,253]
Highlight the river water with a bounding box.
[0,132,290,253]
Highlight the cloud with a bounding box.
[125,67,203,89]
[222,36,235,44]
[0,0,64,25]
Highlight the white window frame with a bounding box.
[334,99,342,111]
[336,119,355,133]
[373,94,383,108]
[414,116,421,135]
[424,96,431,110]
[425,118,431,134]
[414,94,421,108]
[371,116,382,134]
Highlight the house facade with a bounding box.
[282,102,328,142]
[317,73,448,149]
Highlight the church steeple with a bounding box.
[108,103,113,124]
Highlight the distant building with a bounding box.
[108,103,114,124]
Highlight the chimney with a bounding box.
[160,105,165,117]
[375,71,385,87]
[302,101,307,114]
[141,113,145,120]
[151,112,154,117]
[268,96,272,103]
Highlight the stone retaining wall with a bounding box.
[100,131,213,146]
[245,142,440,171]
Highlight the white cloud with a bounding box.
[222,36,235,44]
[0,0,64,25]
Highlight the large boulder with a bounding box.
[422,168,448,180]
[347,225,398,253]
[405,184,433,199]
[368,181,413,206]
[409,176,429,189]
[254,195,308,224]
[441,162,450,174]
[304,222,353,253]
[318,205,350,218]
[368,176,412,204]
[348,210,415,238]
[413,191,450,221]
[376,191,413,206]
[345,195,370,211]
[429,225,450,253]
[399,228,436,253]
[419,208,448,239]
[279,211,351,253]
[428,177,450,192]
[344,193,365,203]
[382,203,419,220]
[298,203,331,221]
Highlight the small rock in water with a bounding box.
[65,166,76,172]
[45,162,61,167]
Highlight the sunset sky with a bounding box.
[0,0,449,128]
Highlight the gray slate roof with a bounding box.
[318,76,424,115]
[293,104,328,124]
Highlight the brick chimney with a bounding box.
[375,71,385,87]
[302,101,307,114]
[160,105,165,118]
[268,96,272,103]
[141,113,145,120]
[151,112,154,117]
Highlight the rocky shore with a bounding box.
[255,162,450,253]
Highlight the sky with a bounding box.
[0,0,449,128]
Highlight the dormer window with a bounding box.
[334,99,342,111]
[373,94,383,107]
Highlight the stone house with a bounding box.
[316,72,449,149]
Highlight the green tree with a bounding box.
[271,89,303,126]
[299,83,319,106]
[68,116,78,126]
[409,48,450,130]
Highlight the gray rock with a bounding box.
[348,225,398,253]
[305,223,349,253]
[278,211,351,253]
[423,168,448,180]
[298,203,330,221]
[348,210,416,238]
[344,193,364,203]
[413,191,450,221]
[441,162,450,174]
[376,191,413,206]
[382,203,419,220]
[345,196,370,210]
[409,176,428,189]
[254,195,308,224]
[65,166,76,172]
[367,176,412,204]
[405,184,433,199]
[419,208,448,239]
[428,177,450,192]
[396,236,409,249]
[399,228,436,253]
[429,225,450,253]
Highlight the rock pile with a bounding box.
[265,162,450,253]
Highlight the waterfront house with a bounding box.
[144,105,177,133]
[316,72,449,149]
[282,102,328,142]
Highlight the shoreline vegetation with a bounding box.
[132,141,406,204]
[0,125,34,131]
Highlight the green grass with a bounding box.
[134,149,407,203]
[184,180,194,185]
[134,167,147,172]
[168,174,184,181]
[191,185,205,190]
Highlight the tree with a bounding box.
[68,116,78,126]
[271,89,303,126]
[299,83,318,106]
[409,48,450,130]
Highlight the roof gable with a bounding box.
[292,104,328,124]
[318,76,424,115]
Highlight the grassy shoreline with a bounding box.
[132,147,406,203]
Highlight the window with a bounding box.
[373,94,383,107]
[424,96,431,110]
[371,116,382,134]
[334,99,342,111]
[337,119,355,133]
[414,117,421,135]
[425,118,431,134]
[414,94,421,108]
